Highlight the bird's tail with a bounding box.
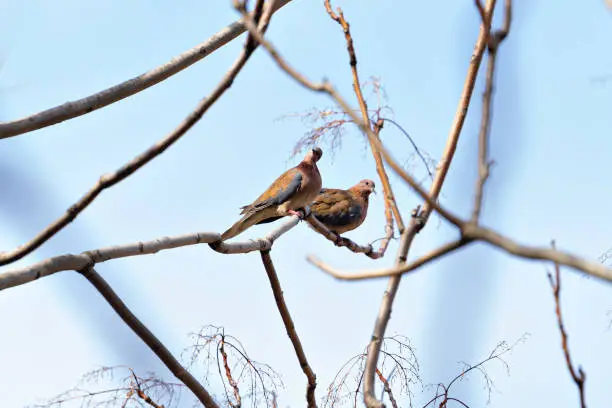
[221,211,267,241]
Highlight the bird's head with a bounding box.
[356,179,376,196]
[304,147,323,164]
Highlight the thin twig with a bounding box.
[260,250,317,408]
[0,0,276,267]
[316,222,612,283]
[78,267,219,408]
[471,0,512,222]
[220,335,242,408]
[324,0,405,234]
[129,370,166,408]
[0,0,294,139]
[375,369,398,408]
[309,238,472,280]
[547,242,587,408]
[379,117,434,179]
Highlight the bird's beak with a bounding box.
[372,187,377,195]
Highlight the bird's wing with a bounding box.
[311,189,363,227]
[240,168,303,215]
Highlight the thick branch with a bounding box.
[260,250,317,408]
[79,267,219,408]
[0,0,293,139]
[0,1,275,267]
[0,216,301,292]
[547,247,587,408]
[0,232,219,291]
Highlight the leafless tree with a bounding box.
[2,0,609,407]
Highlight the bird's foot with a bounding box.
[288,208,307,220]
[334,235,347,247]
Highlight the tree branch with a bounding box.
[375,368,398,408]
[0,0,277,267]
[78,266,219,408]
[547,243,587,408]
[209,216,300,255]
[0,216,301,292]
[0,0,293,139]
[309,238,472,280]
[309,220,612,285]
[471,0,512,222]
[260,250,317,408]
[220,335,242,408]
[324,0,404,235]
[305,214,388,259]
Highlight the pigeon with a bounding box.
[310,179,375,234]
[221,147,323,241]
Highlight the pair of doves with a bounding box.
[221,147,376,241]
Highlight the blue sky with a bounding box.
[1,0,612,407]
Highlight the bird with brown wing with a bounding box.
[220,147,323,241]
[310,179,376,234]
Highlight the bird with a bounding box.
[309,179,376,235]
[220,147,323,241]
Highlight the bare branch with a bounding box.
[375,369,398,408]
[0,1,278,267]
[423,338,524,408]
[309,238,472,280]
[185,325,283,408]
[0,232,219,291]
[462,224,612,284]
[311,221,612,284]
[220,336,242,408]
[305,213,398,260]
[547,242,587,408]
[0,0,294,139]
[209,216,300,254]
[471,0,512,222]
[78,266,219,408]
[260,250,317,408]
[32,366,184,408]
[362,0,500,405]
[378,117,435,179]
[324,0,404,234]
[0,216,301,293]
[323,335,419,408]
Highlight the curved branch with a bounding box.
[0,232,219,291]
[0,216,301,293]
[0,0,293,139]
[309,238,472,280]
[79,266,219,408]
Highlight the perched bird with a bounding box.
[221,147,323,241]
[310,179,376,234]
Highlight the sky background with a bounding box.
[1,0,612,407]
